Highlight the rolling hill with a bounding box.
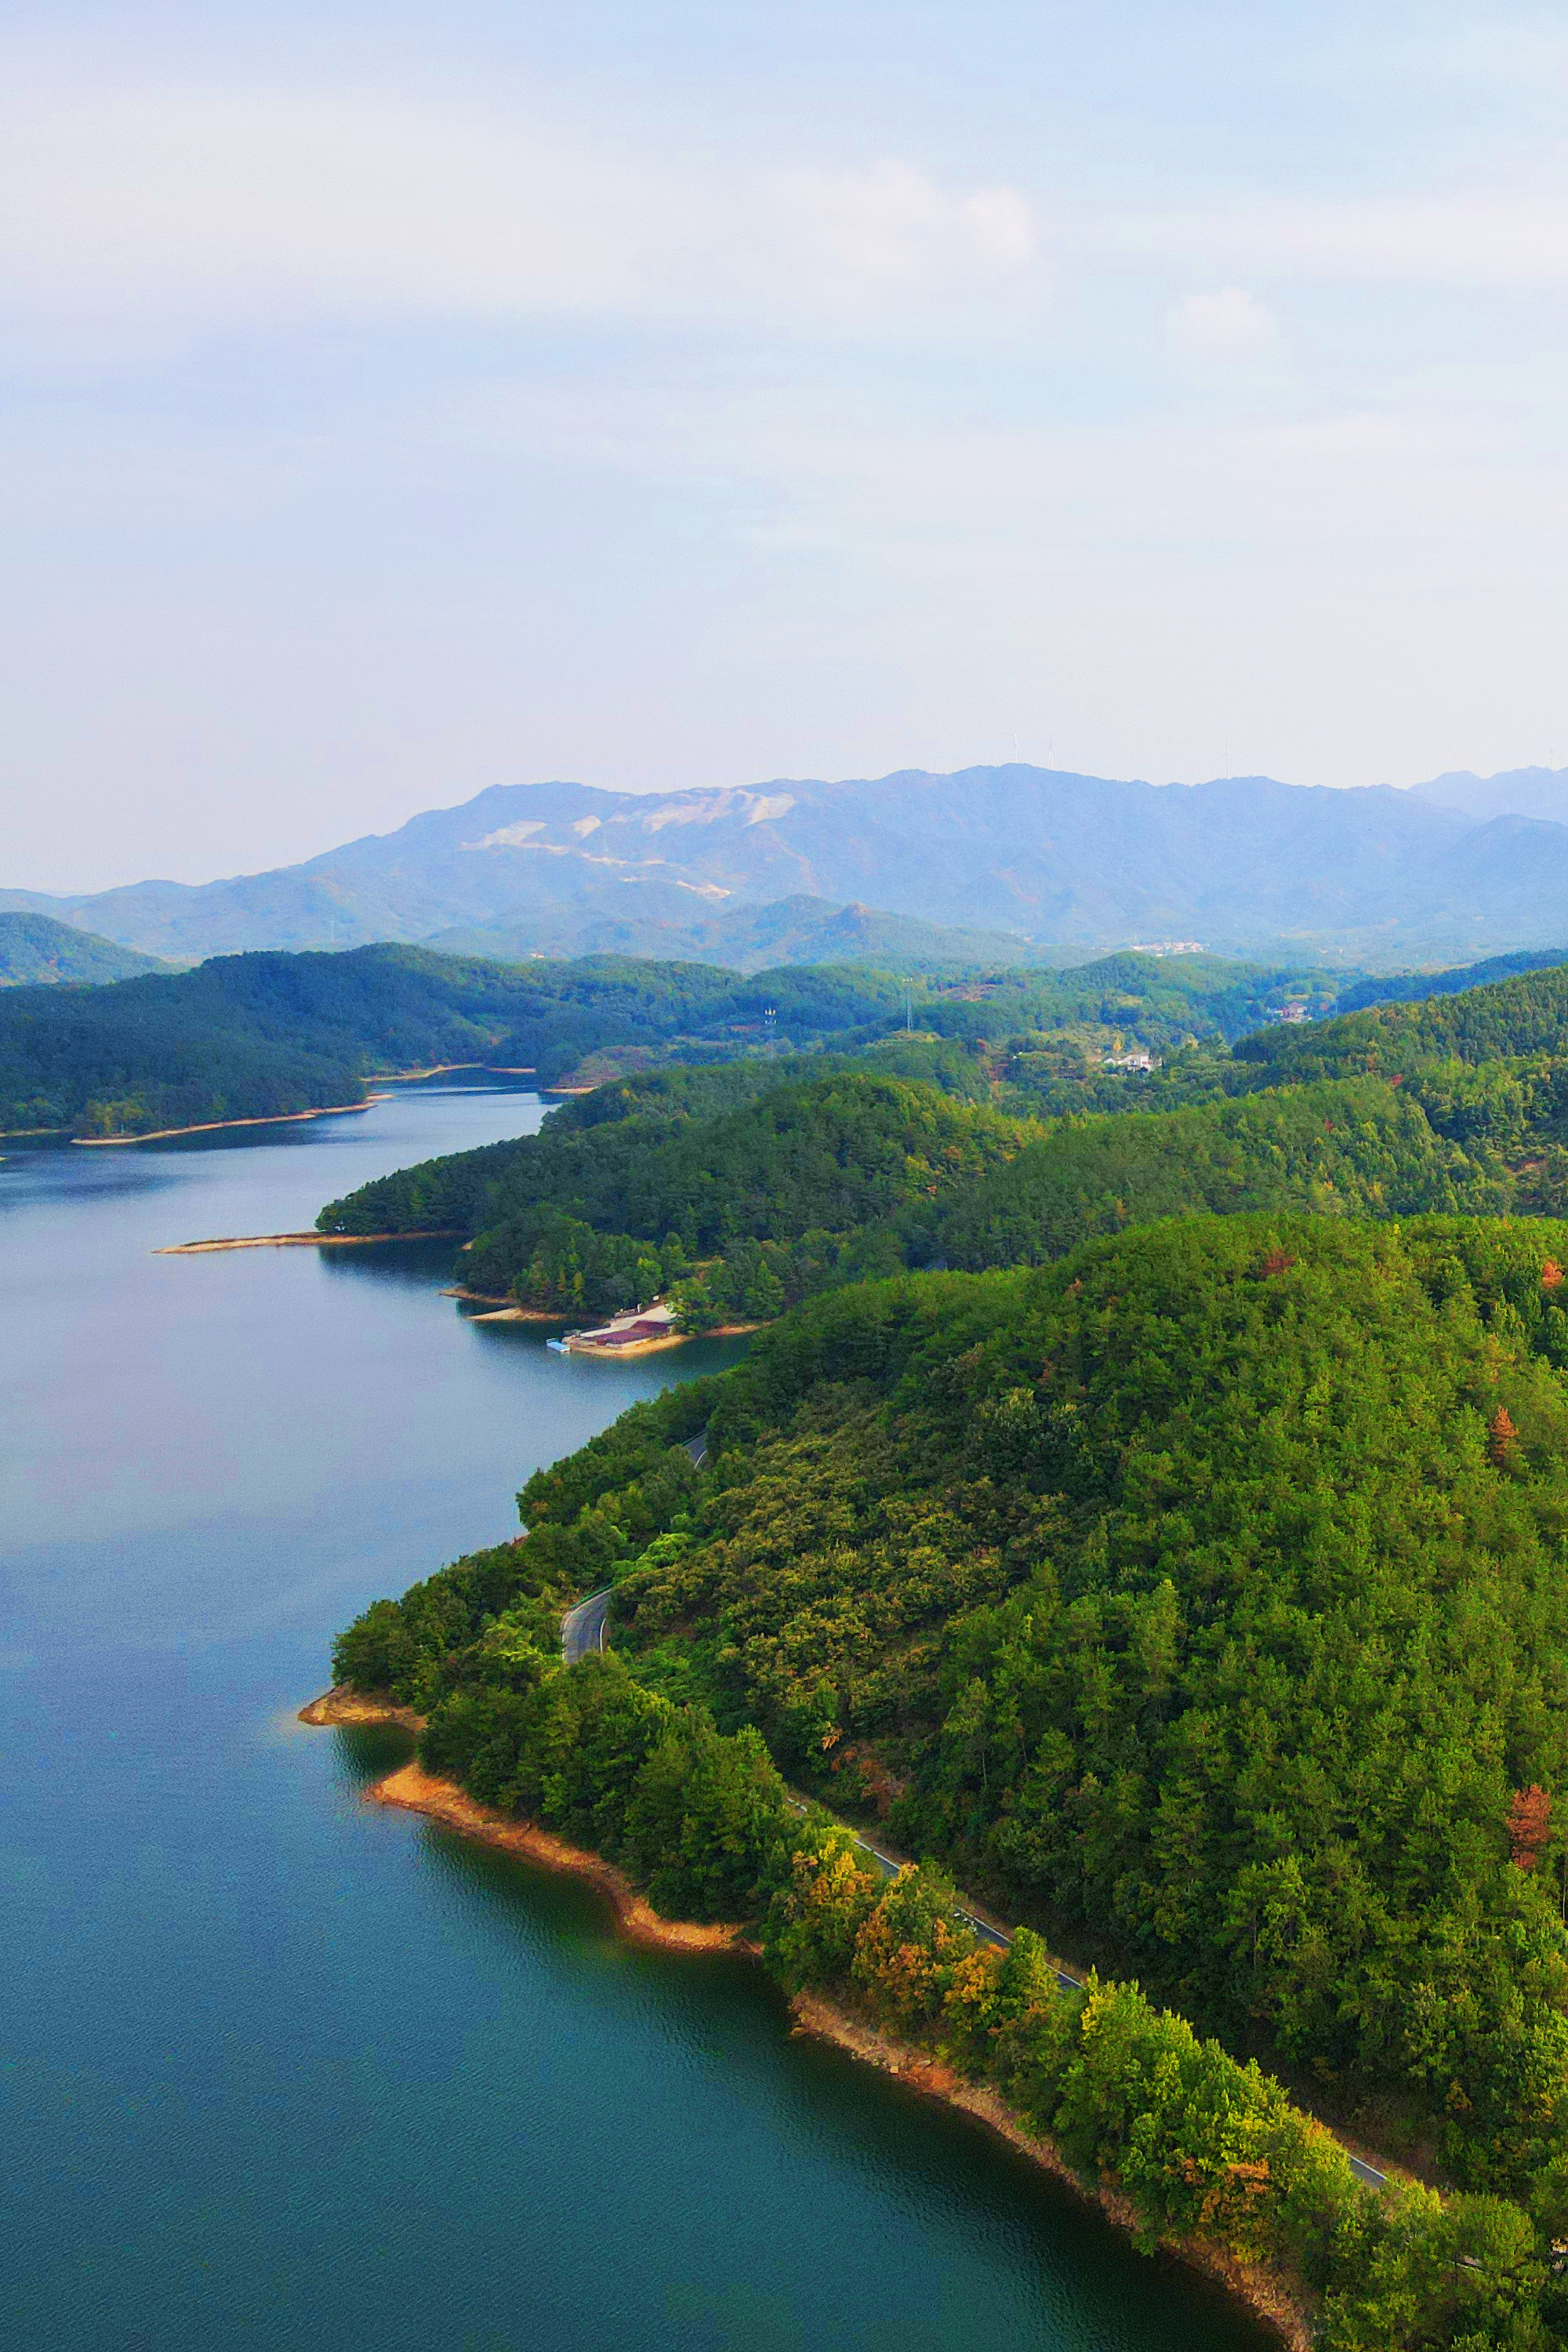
[0,911,172,986]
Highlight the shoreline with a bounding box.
[298,1687,427,1734]
[365,1062,537,1082]
[373,1760,753,1955]
[74,1097,387,1147]
[786,1996,1310,2350]
[469,1305,572,1323]
[158,1229,463,1254]
[299,1686,1307,2345]
[563,1317,768,1359]
[299,1691,746,1955]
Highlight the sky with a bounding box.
[6,2,1568,890]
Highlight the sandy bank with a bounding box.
[298,1689,749,1955]
[788,1994,1311,2351]
[371,1761,754,1955]
[365,1062,537,1082]
[298,1686,427,1733]
[158,1230,463,1255]
[296,1684,1308,2343]
[470,1307,571,1323]
[74,1098,387,1147]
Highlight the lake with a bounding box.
[2,1084,1270,2351]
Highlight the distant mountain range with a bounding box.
[11,763,1568,970]
[1407,766,1568,826]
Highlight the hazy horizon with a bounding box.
[9,757,1555,902]
[8,3,1568,889]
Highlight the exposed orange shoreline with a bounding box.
[158,1229,466,1254]
[365,1062,538,1082]
[74,1097,388,1146]
[376,1761,754,1954]
[299,1687,427,1734]
[299,1686,1307,2345]
[299,1690,749,1954]
[787,1996,1309,2349]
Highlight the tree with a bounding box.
[1508,1786,1552,1872]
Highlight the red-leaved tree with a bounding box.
[1508,1785,1552,1871]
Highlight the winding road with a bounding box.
[561,1586,612,1664]
[556,1416,1389,2200]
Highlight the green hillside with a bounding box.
[315,949,1568,2347]
[319,1063,1036,1321]
[0,929,1359,1140]
[362,1220,1568,2187]
[1334,947,1568,1015]
[0,911,171,987]
[0,944,908,1136]
[321,1052,1502,1323]
[331,1214,1568,2345]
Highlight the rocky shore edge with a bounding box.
[299,1689,750,1956]
[299,1685,1308,2348]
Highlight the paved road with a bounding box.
[559,1436,705,1665]
[561,1586,612,1664]
[786,1794,1391,2177]
[559,1522,1394,2190]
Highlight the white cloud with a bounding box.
[0,82,675,320]
[1168,285,1277,358]
[0,72,1039,336]
[773,161,1036,294]
[1123,194,1568,289]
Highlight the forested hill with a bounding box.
[0,944,909,1137]
[332,1214,1568,2343]
[571,1223,1568,2192]
[0,935,1341,1139]
[1333,946,1568,1014]
[324,939,1568,1321]
[0,911,172,987]
[1239,960,1568,1081]
[319,1063,1040,1323]
[537,1218,1568,2202]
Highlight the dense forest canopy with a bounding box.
[321,988,1568,1318]
[320,1062,1044,1319]
[929,1076,1493,1269]
[0,911,172,988]
[317,949,1568,2347]
[0,943,907,1135]
[341,1218,1568,2201]
[329,1215,1568,2343]
[0,934,1333,1137]
[1238,961,1568,1085]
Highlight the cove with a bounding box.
[1,1083,1272,2351]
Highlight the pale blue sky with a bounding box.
[6,2,1568,887]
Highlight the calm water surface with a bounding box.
[2,1087,1269,2351]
